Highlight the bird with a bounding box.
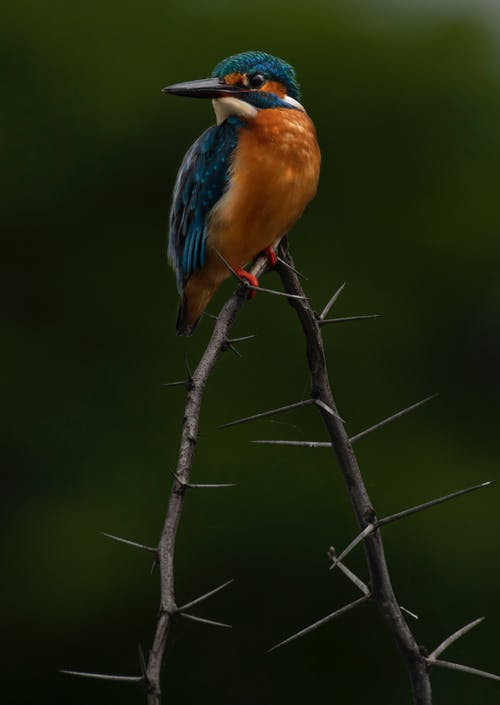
[163,50,321,335]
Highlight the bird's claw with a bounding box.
[263,246,277,268]
[252,246,277,268]
[235,268,258,299]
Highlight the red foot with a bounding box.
[252,246,277,268]
[235,268,258,299]
[263,246,277,268]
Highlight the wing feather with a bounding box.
[168,118,240,291]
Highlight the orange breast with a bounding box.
[206,108,321,268]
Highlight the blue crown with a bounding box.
[211,51,301,100]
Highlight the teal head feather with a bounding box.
[211,51,301,101]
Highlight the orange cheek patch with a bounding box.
[224,72,246,86]
[261,80,286,98]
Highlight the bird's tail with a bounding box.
[176,274,216,336]
[176,295,199,336]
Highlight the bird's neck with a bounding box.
[213,97,258,125]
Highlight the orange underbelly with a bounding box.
[206,107,321,268]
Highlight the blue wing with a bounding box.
[168,117,240,292]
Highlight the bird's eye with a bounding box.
[249,73,265,89]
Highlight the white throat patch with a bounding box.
[212,97,258,125]
[283,95,306,112]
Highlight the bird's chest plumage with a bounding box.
[207,108,320,265]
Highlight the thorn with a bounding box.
[275,254,308,280]
[216,250,251,275]
[228,343,242,358]
[161,379,188,388]
[253,392,433,444]
[177,579,234,612]
[429,659,500,682]
[215,249,308,301]
[247,283,308,301]
[314,398,344,422]
[251,440,331,448]
[171,471,236,489]
[186,482,237,489]
[227,335,257,344]
[335,561,370,596]
[171,470,188,490]
[184,355,192,380]
[337,567,370,596]
[330,481,493,570]
[137,644,147,679]
[252,394,436,445]
[377,481,493,529]
[179,613,232,629]
[102,532,157,554]
[400,605,419,620]
[214,249,251,283]
[318,283,346,320]
[267,596,369,652]
[319,314,381,326]
[226,342,243,358]
[327,547,370,595]
[429,617,485,660]
[329,524,375,570]
[60,670,143,683]
[220,399,315,429]
[349,394,439,444]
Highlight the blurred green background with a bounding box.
[3,0,500,703]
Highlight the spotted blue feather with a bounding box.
[168,116,241,291]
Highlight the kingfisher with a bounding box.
[163,51,321,335]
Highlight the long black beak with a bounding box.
[162,77,247,99]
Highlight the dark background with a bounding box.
[3,1,500,703]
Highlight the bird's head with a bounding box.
[163,51,304,124]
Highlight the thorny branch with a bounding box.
[268,239,498,704]
[61,252,274,700]
[63,240,498,704]
[254,241,428,703]
[144,253,273,703]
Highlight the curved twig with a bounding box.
[274,239,433,705]
[145,254,271,703]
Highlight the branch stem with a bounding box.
[276,240,433,705]
[146,254,271,704]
